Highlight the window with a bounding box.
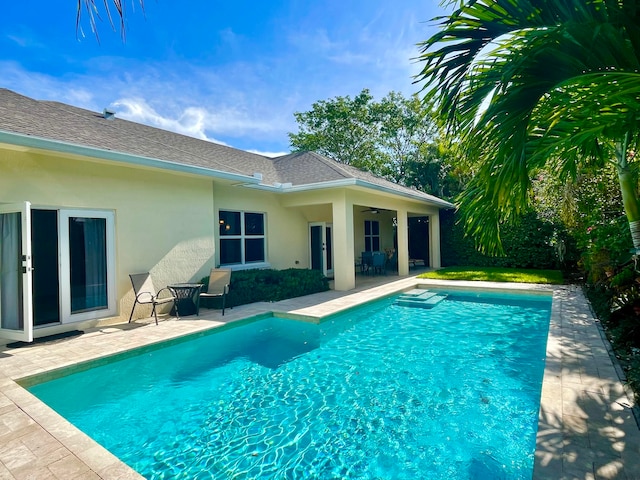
[219,210,266,265]
[364,220,380,252]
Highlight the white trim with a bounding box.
[225,262,272,271]
[364,219,381,252]
[0,130,260,185]
[58,209,116,323]
[0,202,33,342]
[0,130,453,209]
[309,222,334,278]
[218,210,267,267]
[243,178,454,208]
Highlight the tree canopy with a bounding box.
[416,0,640,254]
[289,89,461,197]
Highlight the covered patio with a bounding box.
[280,185,450,291]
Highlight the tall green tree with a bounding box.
[375,91,438,184]
[289,89,382,172]
[289,89,458,196]
[416,0,640,255]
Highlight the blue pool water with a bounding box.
[29,289,552,479]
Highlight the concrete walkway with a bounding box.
[0,277,637,479]
[535,285,640,479]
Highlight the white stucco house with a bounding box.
[0,88,453,343]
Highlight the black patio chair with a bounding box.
[129,273,179,325]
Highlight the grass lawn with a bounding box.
[418,266,564,284]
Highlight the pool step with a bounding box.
[396,295,447,308]
[396,290,447,309]
[401,288,434,297]
[398,289,438,300]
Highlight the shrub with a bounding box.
[199,268,330,309]
[585,283,640,403]
[440,210,575,270]
[578,215,633,284]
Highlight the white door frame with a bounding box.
[58,209,117,323]
[0,202,34,342]
[309,222,334,278]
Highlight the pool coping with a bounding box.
[0,278,638,479]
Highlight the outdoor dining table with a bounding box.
[168,283,204,316]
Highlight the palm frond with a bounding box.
[417,0,640,255]
[76,0,144,42]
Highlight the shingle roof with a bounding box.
[0,89,453,208]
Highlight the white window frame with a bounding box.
[218,210,268,269]
[364,219,380,252]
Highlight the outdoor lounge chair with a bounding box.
[200,268,231,315]
[129,273,179,325]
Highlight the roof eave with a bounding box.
[0,130,261,184]
[243,178,454,208]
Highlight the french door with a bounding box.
[0,202,33,342]
[309,222,333,278]
[0,203,116,343]
[58,209,116,323]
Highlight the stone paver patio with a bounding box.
[0,277,637,479]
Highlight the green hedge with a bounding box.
[199,268,330,309]
[440,210,577,270]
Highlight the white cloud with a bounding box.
[112,97,225,143]
[111,95,294,148]
[0,59,297,150]
[287,28,342,54]
[0,61,99,109]
[7,34,29,47]
[5,25,47,49]
[0,2,441,153]
[245,149,289,158]
[327,51,372,66]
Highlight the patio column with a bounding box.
[396,209,409,276]
[429,213,441,269]
[332,195,355,290]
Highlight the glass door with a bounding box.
[59,210,116,323]
[309,222,334,278]
[0,202,33,342]
[31,209,60,326]
[324,224,333,276]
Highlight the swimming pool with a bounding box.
[28,288,552,479]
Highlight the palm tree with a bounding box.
[416,0,640,255]
[76,0,144,41]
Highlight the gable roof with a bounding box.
[0,89,453,208]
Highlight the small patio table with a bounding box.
[168,283,204,316]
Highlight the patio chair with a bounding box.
[361,251,373,275]
[129,273,179,325]
[372,251,386,275]
[200,268,231,315]
[386,251,398,272]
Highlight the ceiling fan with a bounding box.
[361,207,389,214]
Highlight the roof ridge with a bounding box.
[306,151,355,179]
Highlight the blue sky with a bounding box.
[1,1,445,156]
